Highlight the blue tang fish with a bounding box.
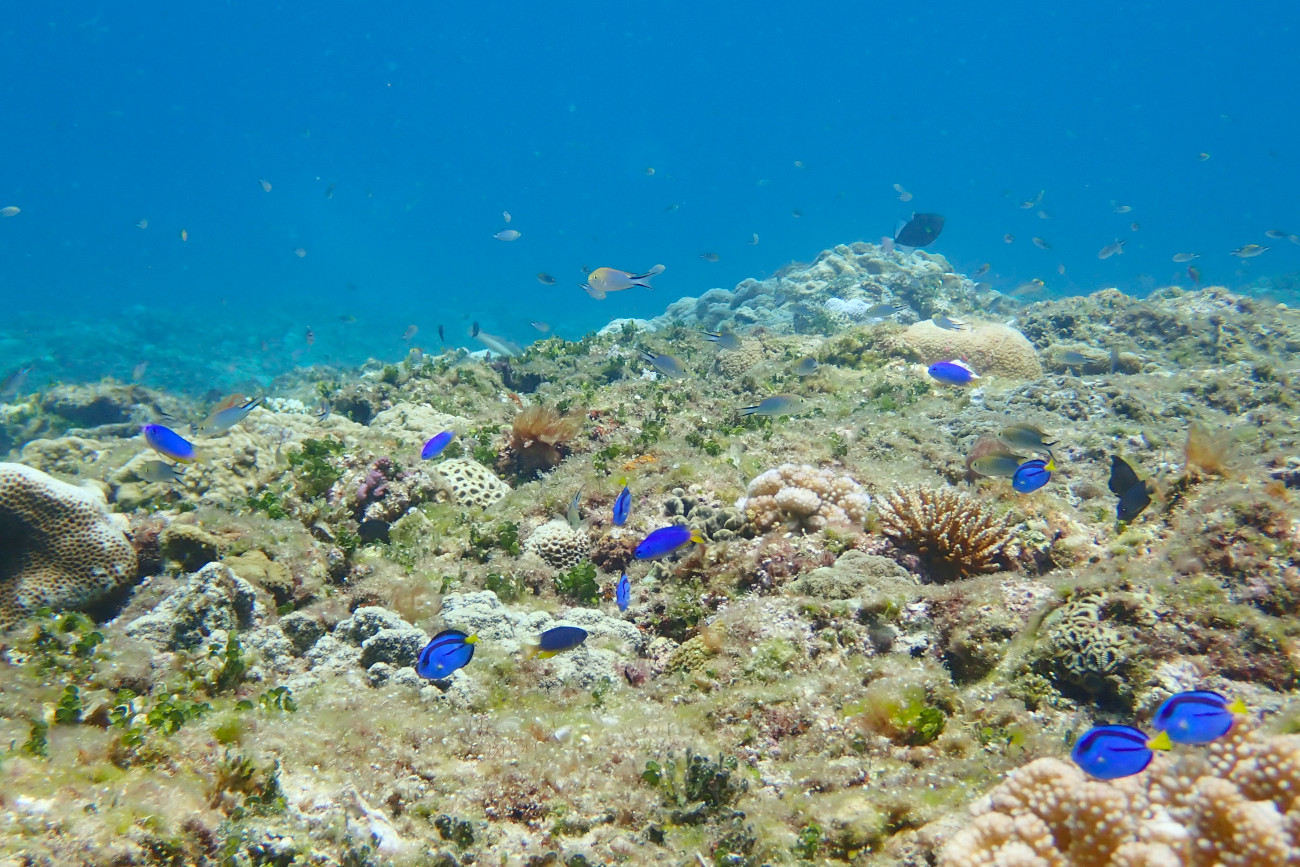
[1012,456,1055,493]
[142,423,201,463]
[1152,690,1247,744]
[524,625,588,659]
[421,431,454,460]
[613,479,631,526]
[1071,725,1171,780]
[635,525,705,560]
[927,359,979,386]
[616,572,630,612]
[416,629,478,680]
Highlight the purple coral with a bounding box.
[356,457,395,504]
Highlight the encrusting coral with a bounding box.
[0,462,137,628]
[876,485,1014,582]
[496,405,584,479]
[939,718,1300,867]
[892,320,1042,379]
[741,463,871,532]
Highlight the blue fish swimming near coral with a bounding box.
[142,423,201,463]
[1012,456,1055,493]
[1152,690,1247,744]
[416,629,478,680]
[524,625,588,659]
[613,479,631,526]
[421,430,454,460]
[1071,725,1171,780]
[616,572,630,612]
[927,359,979,386]
[635,525,705,560]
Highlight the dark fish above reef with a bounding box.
[894,213,945,248]
[1108,454,1152,522]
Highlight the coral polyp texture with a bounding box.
[876,485,1014,582]
[522,518,591,569]
[940,719,1300,867]
[431,457,510,509]
[741,463,872,532]
[0,462,137,628]
[893,320,1043,379]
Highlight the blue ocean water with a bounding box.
[2,2,1298,393]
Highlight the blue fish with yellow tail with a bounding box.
[1152,691,1247,744]
[1071,725,1171,780]
[416,629,478,680]
[635,525,705,560]
[142,423,201,463]
[523,625,588,659]
[616,572,630,612]
[927,359,979,386]
[1012,456,1055,493]
[421,430,454,460]
[613,479,631,526]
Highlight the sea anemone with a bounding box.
[875,486,1014,583]
[496,405,584,479]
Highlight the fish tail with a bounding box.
[1148,730,1173,751]
[739,406,758,416]
[522,641,540,660]
[1227,698,1247,714]
[690,529,706,546]
[465,634,480,645]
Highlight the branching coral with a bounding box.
[939,718,1300,866]
[876,486,1013,582]
[496,405,584,479]
[742,464,871,533]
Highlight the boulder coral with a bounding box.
[0,462,137,629]
[741,463,871,532]
[892,320,1043,379]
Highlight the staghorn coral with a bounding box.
[522,519,591,570]
[496,404,584,480]
[939,718,1300,867]
[741,463,871,533]
[876,486,1014,582]
[0,462,138,629]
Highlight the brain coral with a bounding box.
[523,519,591,570]
[894,320,1042,379]
[0,462,138,629]
[939,718,1300,866]
[742,463,871,532]
[432,458,510,509]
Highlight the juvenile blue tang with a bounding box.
[613,479,631,526]
[416,629,478,680]
[421,431,454,459]
[1071,725,1171,780]
[927,360,979,386]
[524,625,588,659]
[142,423,201,463]
[1152,691,1247,744]
[635,525,705,560]
[616,572,630,612]
[1012,457,1055,493]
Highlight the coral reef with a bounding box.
[876,486,1016,582]
[496,404,584,479]
[741,463,872,532]
[940,719,1300,866]
[890,319,1043,379]
[523,519,592,570]
[0,462,137,628]
[431,457,511,508]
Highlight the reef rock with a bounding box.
[892,320,1042,379]
[123,562,262,651]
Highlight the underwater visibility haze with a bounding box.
[3,2,1300,866]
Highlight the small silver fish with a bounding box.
[0,366,30,400]
[703,329,742,351]
[494,229,521,241]
[195,396,265,436]
[1264,229,1297,241]
[137,460,185,484]
[1113,204,1133,214]
[567,487,583,528]
[969,451,1026,478]
[1098,240,1126,260]
[641,351,687,379]
[931,313,968,331]
[1231,244,1268,258]
[793,356,819,377]
[1032,237,1051,250]
[1171,252,1199,263]
[998,423,1056,453]
[315,399,332,424]
[740,394,804,417]
[864,302,904,320]
[1059,350,1088,366]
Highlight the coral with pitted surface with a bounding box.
[741,464,871,533]
[876,486,1014,582]
[939,718,1300,867]
[663,486,753,541]
[890,319,1043,379]
[431,458,510,509]
[523,519,591,570]
[0,462,138,629]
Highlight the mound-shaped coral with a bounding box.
[432,458,510,509]
[940,718,1300,866]
[741,464,871,532]
[523,519,591,570]
[0,462,137,629]
[876,486,1014,582]
[892,320,1042,379]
